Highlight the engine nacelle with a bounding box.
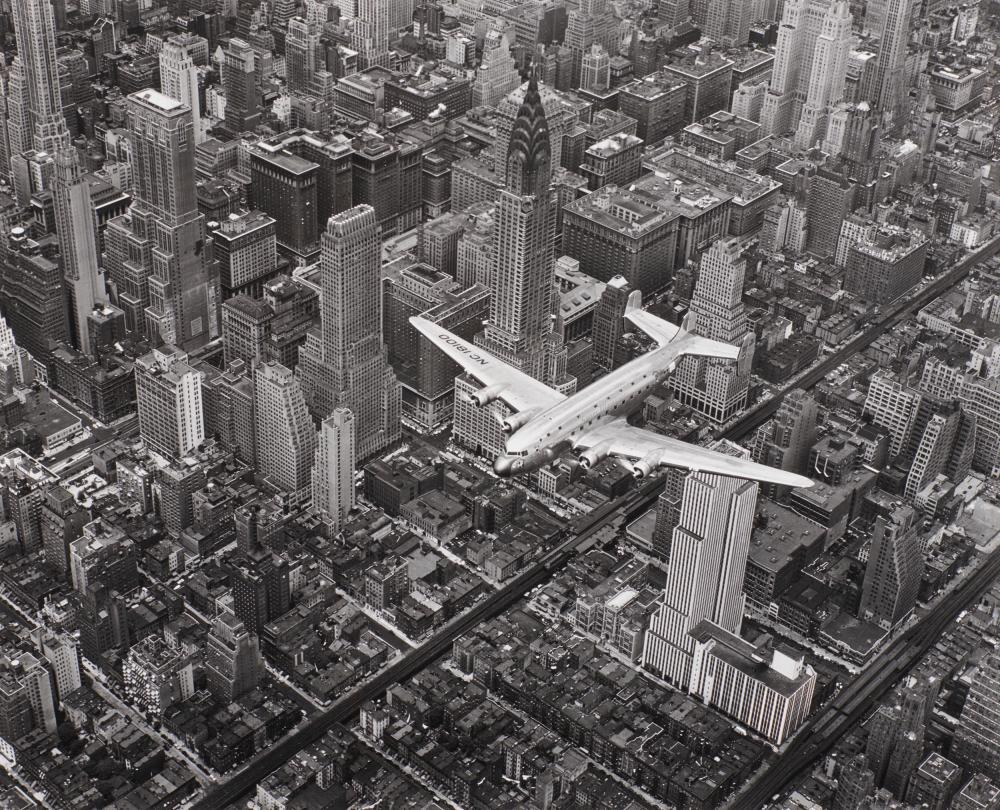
[632,451,663,480]
[578,440,613,470]
[467,383,507,408]
[501,408,539,434]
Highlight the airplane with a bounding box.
[410,292,814,489]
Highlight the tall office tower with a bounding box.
[641,443,758,688]
[134,345,206,459]
[382,265,490,431]
[867,705,901,785]
[481,74,561,382]
[107,89,217,349]
[204,610,263,704]
[760,0,853,138]
[871,0,912,136]
[297,205,401,460]
[954,653,1000,783]
[11,0,71,154]
[352,0,391,69]
[591,276,632,374]
[40,486,88,576]
[52,149,109,355]
[232,552,291,634]
[160,34,205,145]
[4,60,34,173]
[658,0,689,27]
[754,388,818,490]
[285,17,322,93]
[863,369,922,457]
[0,652,57,738]
[806,167,856,260]
[221,38,261,134]
[580,44,611,91]
[834,755,875,810]
[903,401,975,501]
[884,727,925,799]
[794,0,852,148]
[473,28,519,108]
[285,17,321,96]
[454,74,575,457]
[858,504,923,631]
[254,362,317,504]
[672,239,754,423]
[696,0,753,46]
[34,630,82,702]
[311,408,356,530]
[563,0,618,89]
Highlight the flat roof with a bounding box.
[132,88,185,112]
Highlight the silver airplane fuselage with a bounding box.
[493,336,697,476]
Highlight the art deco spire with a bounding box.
[506,70,552,197]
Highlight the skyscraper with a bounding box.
[472,28,519,108]
[352,0,391,69]
[858,504,923,631]
[793,0,852,148]
[871,0,913,136]
[255,361,317,504]
[834,754,875,810]
[760,0,854,138]
[453,74,575,458]
[0,652,57,739]
[672,238,754,423]
[52,149,109,355]
[204,610,263,704]
[10,0,70,154]
[312,408,356,531]
[159,34,205,145]
[107,89,218,349]
[591,276,632,374]
[221,38,261,135]
[285,17,321,96]
[953,653,1000,784]
[134,345,206,459]
[754,389,819,494]
[297,205,401,460]
[563,0,618,89]
[641,442,758,688]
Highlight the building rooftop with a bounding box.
[131,88,185,112]
[749,501,826,574]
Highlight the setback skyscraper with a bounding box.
[672,238,754,423]
[953,653,1000,783]
[641,445,758,688]
[52,149,110,355]
[453,74,575,458]
[312,408,356,531]
[159,34,205,144]
[105,89,218,349]
[760,0,853,140]
[297,205,401,460]
[10,0,70,154]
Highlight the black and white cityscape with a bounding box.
[0,0,999,807]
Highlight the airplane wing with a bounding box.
[623,291,740,360]
[573,420,813,488]
[410,316,566,413]
[623,291,680,347]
